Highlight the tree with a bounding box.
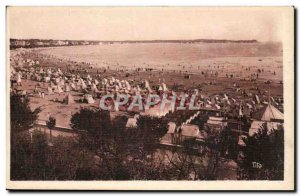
[70,108,112,152]
[10,93,42,180]
[135,116,168,151]
[70,108,111,136]
[11,130,48,180]
[219,127,239,160]
[46,116,56,145]
[10,93,41,134]
[238,123,284,180]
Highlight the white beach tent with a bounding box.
[81,80,87,89]
[145,80,150,88]
[47,87,54,95]
[65,84,71,92]
[55,78,60,84]
[224,94,229,101]
[39,68,44,74]
[252,103,284,122]
[16,73,22,85]
[255,95,261,104]
[162,83,168,91]
[11,66,16,75]
[54,86,64,94]
[125,81,131,91]
[64,93,75,104]
[91,83,98,92]
[47,69,52,75]
[58,68,63,75]
[70,83,77,90]
[83,94,95,104]
[44,77,51,83]
[87,74,92,80]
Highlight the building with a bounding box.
[205,116,227,132]
[125,114,139,128]
[160,123,206,146]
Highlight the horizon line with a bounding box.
[10,38,260,42]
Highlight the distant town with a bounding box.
[10,38,258,49]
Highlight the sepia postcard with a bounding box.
[6,6,295,191]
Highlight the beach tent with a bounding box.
[147,86,152,93]
[145,80,151,88]
[126,115,139,128]
[117,81,122,88]
[114,101,120,112]
[81,80,87,89]
[55,78,60,84]
[47,87,54,95]
[11,66,16,75]
[59,79,65,86]
[103,78,108,84]
[21,90,27,95]
[44,77,50,83]
[125,81,131,91]
[47,69,52,75]
[224,94,229,101]
[83,94,95,104]
[238,135,247,147]
[65,84,71,92]
[58,68,63,75]
[126,117,137,128]
[162,83,168,91]
[16,73,22,85]
[87,74,92,80]
[64,93,75,104]
[252,103,284,122]
[115,85,120,92]
[111,77,116,83]
[255,95,260,104]
[77,79,82,86]
[226,100,231,105]
[239,104,243,117]
[54,86,64,94]
[26,73,32,80]
[270,97,275,103]
[91,83,98,92]
[70,83,77,90]
[246,103,253,109]
[194,89,199,95]
[50,81,56,88]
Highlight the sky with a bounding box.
[7,7,285,42]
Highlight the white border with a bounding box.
[1,0,297,194]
